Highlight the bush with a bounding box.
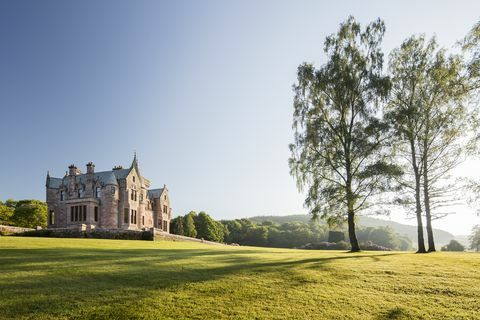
[360,241,392,251]
[301,241,351,250]
[441,240,465,252]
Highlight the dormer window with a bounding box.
[111,186,115,194]
[78,189,84,198]
[60,191,65,201]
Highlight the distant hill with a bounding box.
[247,214,456,246]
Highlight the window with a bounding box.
[95,187,101,198]
[133,176,135,182]
[71,205,86,222]
[60,191,65,201]
[111,186,115,194]
[164,195,166,200]
[130,190,134,201]
[163,205,168,213]
[140,193,143,201]
[124,208,129,224]
[129,209,137,224]
[142,216,145,225]
[134,191,137,201]
[163,220,168,231]
[94,206,98,222]
[78,189,84,198]
[49,210,55,225]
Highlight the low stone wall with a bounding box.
[17,225,153,241]
[153,229,225,245]
[1,224,224,245]
[0,225,35,235]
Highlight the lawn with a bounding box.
[0,237,479,320]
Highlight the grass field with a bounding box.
[0,237,479,320]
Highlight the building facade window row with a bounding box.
[70,205,87,222]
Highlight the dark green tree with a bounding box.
[194,212,224,242]
[441,239,465,252]
[11,200,48,228]
[170,216,185,235]
[290,16,401,252]
[183,211,197,238]
[0,201,14,225]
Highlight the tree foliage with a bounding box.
[170,216,185,236]
[194,212,225,242]
[469,225,480,252]
[388,34,474,252]
[441,239,465,252]
[183,211,197,238]
[6,200,48,228]
[290,16,401,252]
[0,200,15,225]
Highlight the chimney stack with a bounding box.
[68,164,78,176]
[86,162,95,174]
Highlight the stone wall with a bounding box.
[2,224,226,246]
[153,229,225,245]
[0,225,35,235]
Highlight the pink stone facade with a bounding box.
[46,156,171,232]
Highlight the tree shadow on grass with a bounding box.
[376,307,414,320]
[0,245,402,319]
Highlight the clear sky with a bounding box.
[1,0,479,235]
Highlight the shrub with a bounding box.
[301,241,351,250]
[360,241,392,251]
[441,240,465,252]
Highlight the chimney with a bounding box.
[86,162,95,174]
[68,164,78,176]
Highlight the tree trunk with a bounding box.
[410,139,427,253]
[347,208,360,252]
[423,147,436,252]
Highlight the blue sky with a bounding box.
[1,0,479,234]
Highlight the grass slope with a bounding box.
[0,237,479,320]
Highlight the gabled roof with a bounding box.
[47,177,63,189]
[148,188,164,199]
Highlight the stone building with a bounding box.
[45,155,171,232]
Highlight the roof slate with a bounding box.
[148,188,164,199]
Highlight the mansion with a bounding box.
[45,156,171,232]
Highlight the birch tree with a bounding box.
[290,17,401,252]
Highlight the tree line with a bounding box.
[290,16,480,252]
[0,199,48,228]
[170,210,412,250]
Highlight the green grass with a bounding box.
[0,237,479,320]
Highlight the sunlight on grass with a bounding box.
[0,237,479,319]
